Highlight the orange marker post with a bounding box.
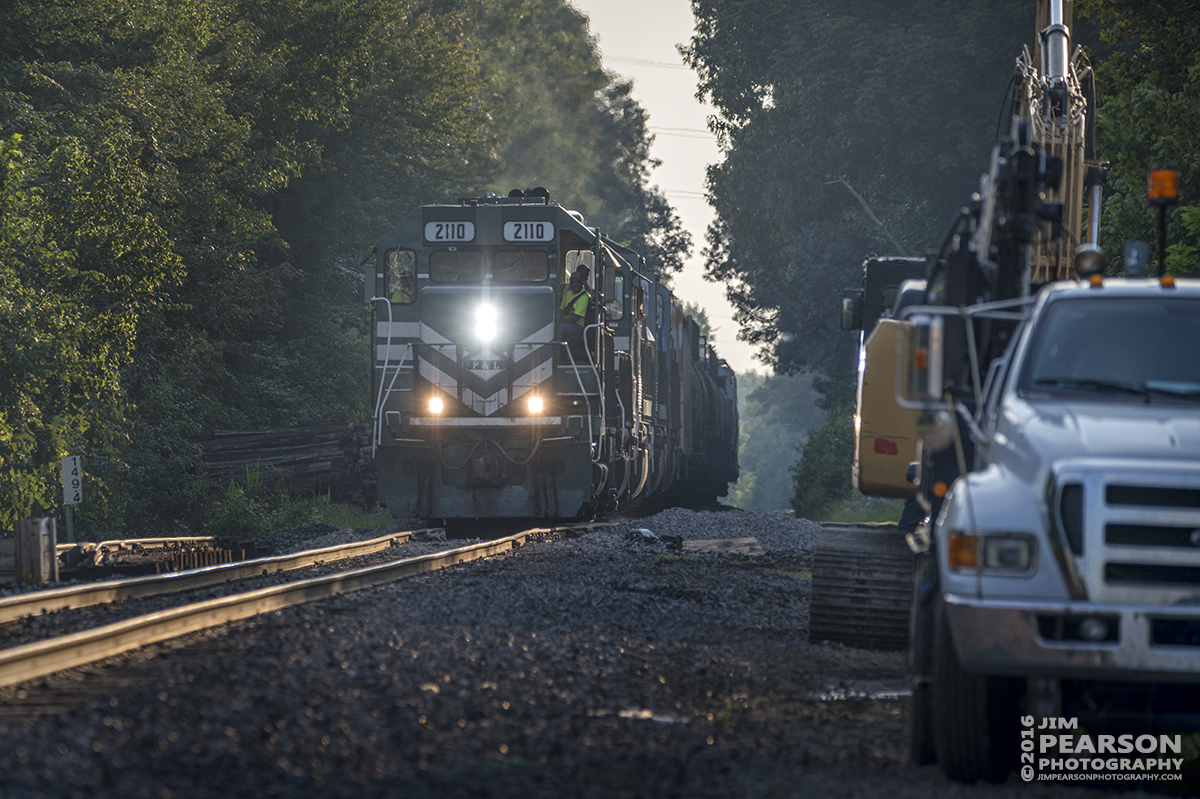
[1148,169,1178,276]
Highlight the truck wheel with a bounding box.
[932,598,1021,783]
[909,556,936,766]
[912,681,936,766]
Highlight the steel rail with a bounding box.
[0,529,553,690]
[0,530,435,625]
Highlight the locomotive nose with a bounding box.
[468,453,503,483]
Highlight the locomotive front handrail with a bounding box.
[582,322,608,462]
[562,341,599,461]
[369,298,413,452]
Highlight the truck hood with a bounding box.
[997,399,1200,478]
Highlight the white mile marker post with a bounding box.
[61,455,82,543]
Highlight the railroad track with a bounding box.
[1,528,425,625]
[0,524,589,696]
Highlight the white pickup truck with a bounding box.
[908,275,1200,782]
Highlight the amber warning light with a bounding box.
[1148,170,1178,204]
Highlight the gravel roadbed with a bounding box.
[0,509,1131,798]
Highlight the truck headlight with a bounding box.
[948,532,1035,573]
[983,535,1034,571]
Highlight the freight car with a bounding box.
[365,188,738,522]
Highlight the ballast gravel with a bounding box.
[0,509,1124,798]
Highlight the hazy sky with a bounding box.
[568,0,761,374]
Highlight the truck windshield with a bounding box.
[1018,296,1200,401]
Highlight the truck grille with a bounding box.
[1060,483,1084,554]
[1054,462,1200,604]
[1106,523,1200,548]
[1105,563,1200,586]
[1106,484,1200,509]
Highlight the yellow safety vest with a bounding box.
[560,286,589,324]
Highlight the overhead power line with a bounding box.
[823,179,909,256]
[608,56,691,71]
[650,126,715,141]
[652,132,714,141]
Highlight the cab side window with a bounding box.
[564,250,596,290]
[386,249,417,304]
[606,274,625,321]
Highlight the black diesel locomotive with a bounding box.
[366,189,738,521]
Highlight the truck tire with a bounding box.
[909,555,936,766]
[932,597,1021,783]
[912,681,936,766]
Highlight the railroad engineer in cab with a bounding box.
[558,264,591,340]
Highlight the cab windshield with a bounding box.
[1018,296,1200,402]
[494,250,548,282]
[430,250,485,283]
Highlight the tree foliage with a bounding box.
[0,0,683,534]
[1,0,502,533]
[473,0,691,275]
[726,372,824,511]
[789,403,855,520]
[0,136,147,524]
[1078,0,1200,276]
[682,0,1029,378]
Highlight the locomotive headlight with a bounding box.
[475,304,497,341]
[428,397,444,414]
[527,396,544,414]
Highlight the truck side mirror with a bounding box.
[899,314,944,407]
[840,291,864,331]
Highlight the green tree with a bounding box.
[112,0,497,534]
[0,0,690,534]
[680,2,1059,516]
[0,0,496,533]
[0,136,162,527]
[682,0,1030,378]
[473,0,691,275]
[1078,0,1200,276]
[790,403,854,520]
[726,371,824,511]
